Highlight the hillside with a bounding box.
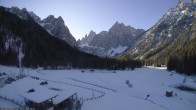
[119,1,196,65]
[6,7,77,46]
[0,6,142,69]
[0,6,91,67]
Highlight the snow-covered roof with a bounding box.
[20,87,58,104]
[53,91,77,105]
[20,86,77,104]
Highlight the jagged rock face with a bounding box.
[78,22,145,57]
[5,7,33,21]
[27,11,41,23]
[121,1,196,60]
[90,22,144,51]
[40,15,77,46]
[105,22,144,49]
[6,7,77,46]
[79,30,96,44]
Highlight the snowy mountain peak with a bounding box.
[78,21,144,57]
[177,0,184,9]
[5,7,33,21]
[57,16,64,22]
[43,15,55,22]
[111,21,125,29]
[28,11,41,23]
[89,30,96,34]
[42,15,65,26]
[99,31,107,36]
[47,15,55,18]
[39,15,76,46]
[88,30,96,37]
[79,30,96,45]
[22,8,27,12]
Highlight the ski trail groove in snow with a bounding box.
[34,69,190,110]
[68,77,116,92]
[29,74,105,102]
[30,70,106,103]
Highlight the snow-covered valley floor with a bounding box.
[0,65,196,110]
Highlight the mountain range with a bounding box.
[5,7,77,46]
[78,22,144,57]
[0,6,89,67]
[119,0,196,66]
[0,6,141,69]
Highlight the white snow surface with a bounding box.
[0,65,196,110]
[107,45,128,56]
[79,44,127,57]
[79,43,90,48]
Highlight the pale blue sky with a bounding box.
[0,0,179,40]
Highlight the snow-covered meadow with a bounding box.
[0,65,196,110]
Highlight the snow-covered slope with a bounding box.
[107,45,128,57]
[0,65,196,110]
[78,44,128,57]
[78,43,107,57]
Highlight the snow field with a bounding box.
[0,65,196,110]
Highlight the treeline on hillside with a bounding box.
[0,7,143,70]
[43,58,143,70]
[166,40,196,75]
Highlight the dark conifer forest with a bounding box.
[0,7,142,70]
[167,38,196,75]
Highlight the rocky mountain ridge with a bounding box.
[78,21,145,57]
[119,0,196,65]
[6,7,77,46]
